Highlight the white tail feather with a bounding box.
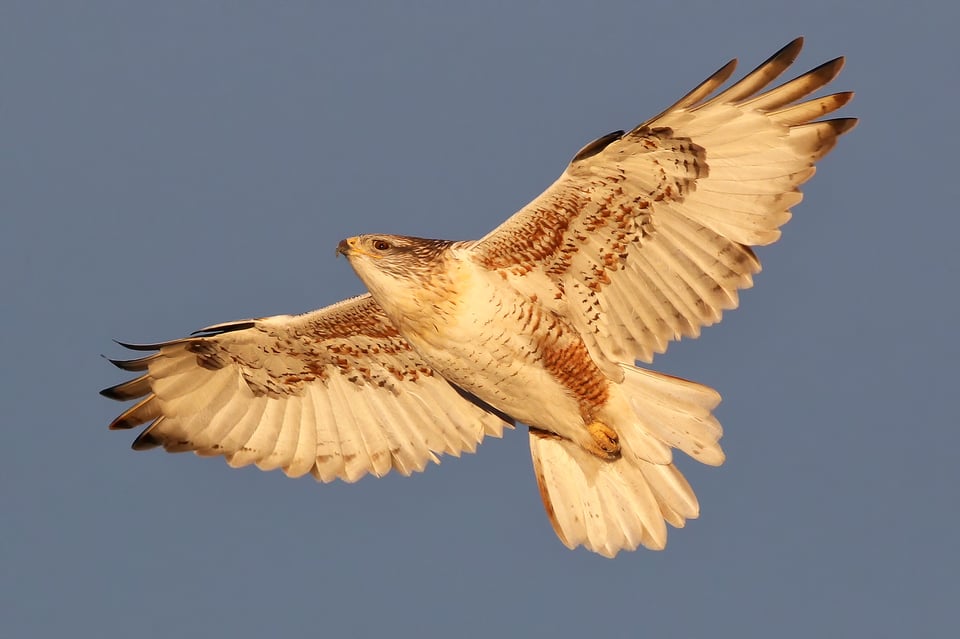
[530,364,724,557]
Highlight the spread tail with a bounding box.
[530,364,724,557]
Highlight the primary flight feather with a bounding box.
[103,38,856,557]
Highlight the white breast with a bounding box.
[393,256,588,438]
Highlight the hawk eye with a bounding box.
[372,239,391,251]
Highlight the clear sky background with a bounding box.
[3,2,958,637]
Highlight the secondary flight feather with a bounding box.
[103,38,856,557]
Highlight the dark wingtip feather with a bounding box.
[108,396,159,430]
[636,57,738,129]
[779,36,804,60]
[805,56,846,86]
[831,91,855,110]
[105,352,160,372]
[131,428,163,451]
[571,130,624,163]
[750,37,804,78]
[830,117,859,135]
[703,37,807,109]
[190,320,256,337]
[109,415,143,431]
[100,386,123,400]
[113,339,164,352]
[100,375,151,401]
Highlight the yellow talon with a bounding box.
[586,421,621,459]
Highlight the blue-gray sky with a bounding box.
[3,2,958,637]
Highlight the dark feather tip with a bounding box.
[113,339,163,352]
[100,386,124,400]
[131,430,162,451]
[831,117,859,135]
[572,130,624,163]
[105,354,156,372]
[108,416,139,431]
[190,320,256,337]
[100,375,151,401]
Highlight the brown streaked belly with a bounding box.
[398,284,611,436]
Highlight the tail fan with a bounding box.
[530,365,724,557]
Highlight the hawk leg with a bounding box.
[585,421,620,460]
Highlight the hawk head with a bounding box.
[337,234,455,313]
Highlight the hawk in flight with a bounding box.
[103,38,855,557]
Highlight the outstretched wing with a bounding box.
[469,38,856,368]
[102,294,512,483]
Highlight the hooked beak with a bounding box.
[336,237,356,258]
[336,236,382,259]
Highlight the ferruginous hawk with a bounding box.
[102,38,856,557]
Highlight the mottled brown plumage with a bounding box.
[103,38,855,557]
